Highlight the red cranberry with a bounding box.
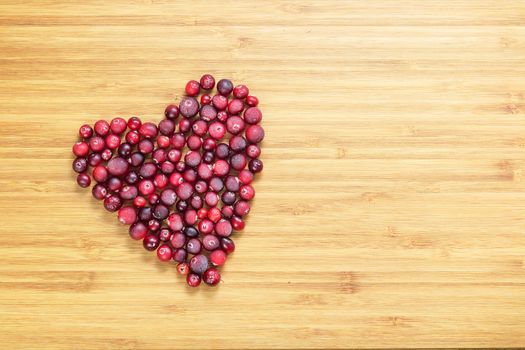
[76,173,91,188]
[92,165,109,182]
[101,148,113,161]
[72,141,89,157]
[157,135,170,148]
[148,193,160,205]
[217,79,233,96]
[129,152,144,167]
[233,84,249,98]
[167,213,183,231]
[187,135,202,150]
[195,180,208,194]
[198,208,208,219]
[239,184,255,200]
[226,116,245,135]
[79,124,93,139]
[203,268,221,286]
[138,207,152,221]
[200,104,217,121]
[138,162,156,179]
[173,248,188,263]
[238,169,254,184]
[92,184,107,200]
[192,120,208,136]
[212,94,228,110]
[129,222,148,240]
[185,151,201,168]
[104,195,122,212]
[210,250,226,266]
[120,185,138,200]
[107,177,123,192]
[202,151,215,164]
[139,122,158,139]
[225,176,240,192]
[88,153,102,167]
[117,142,131,157]
[158,228,172,242]
[220,237,235,254]
[207,207,221,223]
[186,238,202,255]
[183,226,198,237]
[107,157,129,176]
[170,133,185,149]
[153,204,169,220]
[229,135,247,152]
[200,74,215,90]
[197,163,213,180]
[148,219,160,232]
[72,157,88,173]
[183,168,197,183]
[178,118,191,133]
[143,234,160,251]
[203,138,216,151]
[118,206,137,225]
[217,111,228,122]
[209,177,224,192]
[228,99,244,115]
[169,172,183,187]
[190,254,209,274]
[152,149,167,164]
[203,234,220,251]
[160,188,177,206]
[156,171,171,187]
[215,219,233,237]
[186,273,201,287]
[221,191,236,205]
[249,158,263,173]
[222,205,234,218]
[189,196,202,211]
[126,130,140,145]
[246,95,259,107]
[246,144,261,158]
[164,105,179,120]
[94,120,110,136]
[243,107,262,124]
[110,118,127,135]
[134,196,147,208]
[179,97,199,118]
[231,215,245,230]
[127,116,142,130]
[167,149,181,163]
[177,262,190,275]
[200,94,211,105]
[138,179,155,196]
[89,136,105,152]
[138,140,153,155]
[215,143,230,159]
[198,219,214,235]
[230,153,247,170]
[209,122,226,140]
[157,244,172,262]
[213,159,230,176]
[170,232,186,249]
[204,192,219,207]
[185,80,200,96]
[246,125,265,144]
[157,119,175,136]
[234,200,250,216]
[176,182,194,200]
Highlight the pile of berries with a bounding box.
[71,74,264,287]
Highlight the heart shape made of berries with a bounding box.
[71,74,264,287]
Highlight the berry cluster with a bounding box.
[72,74,264,287]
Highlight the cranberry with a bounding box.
[198,219,214,234]
[160,161,175,175]
[104,195,122,212]
[187,135,202,150]
[226,116,245,135]
[217,111,228,122]
[209,122,226,140]
[183,226,198,238]
[107,156,129,176]
[220,237,235,254]
[160,188,177,206]
[158,228,172,242]
[185,151,201,168]
[202,234,220,251]
[155,172,169,188]
[157,135,170,148]
[234,200,251,216]
[126,130,140,145]
[222,205,234,218]
[120,185,138,200]
[170,232,186,249]
[243,107,262,124]
[197,163,213,180]
[92,165,109,182]
[167,213,183,231]
[138,207,152,222]
[164,105,179,120]
[217,79,233,96]
[189,196,202,211]
[173,248,188,263]
[167,149,182,163]
[198,208,208,219]
[215,219,233,237]
[92,184,107,200]
[153,204,169,220]
[178,118,191,133]
[238,169,254,184]
[202,151,215,164]
[143,234,160,251]
[148,219,160,232]
[138,179,155,196]
[177,262,190,275]
[225,176,240,192]
[204,192,219,207]
[72,157,88,173]
[169,172,183,187]
[203,268,221,286]
[152,149,167,164]
[129,152,145,167]
[192,120,208,136]
[229,135,247,152]
[209,177,224,192]
[129,222,148,240]
[228,99,244,115]
[125,171,139,185]
[221,191,236,205]
[72,141,89,157]
[246,125,265,144]
[94,120,110,136]
[171,133,185,149]
[239,184,255,200]
[176,182,194,200]
[156,118,174,136]
[118,206,137,224]
[189,254,209,274]
[246,144,261,158]
[230,153,247,170]
[207,207,221,223]
[195,180,208,194]
[107,177,123,192]
[101,149,113,161]
[183,168,197,183]
[127,116,142,130]
[186,273,201,287]
[200,93,212,105]
[139,162,157,178]
[117,142,131,157]
[200,104,217,121]
[185,80,200,96]
[139,122,158,139]
[79,124,93,139]
[203,138,216,151]
[215,143,230,159]
[186,238,202,255]
[231,215,245,230]
[157,244,172,262]
[200,74,215,90]
[176,200,188,213]
[210,250,226,266]
[88,153,102,167]
[213,159,230,176]
[233,84,249,99]
[148,193,160,205]
[76,173,91,188]
[134,196,147,208]
[212,94,228,110]
[245,95,259,107]
[89,136,105,152]
[249,158,263,173]
[179,97,199,118]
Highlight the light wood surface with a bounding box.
[1,1,525,349]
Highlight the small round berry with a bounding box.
[176,182,194,200]
[209,122,226,140]
[89,136,105,152]
[233,84,249,99]
[245,125,265,144]
[167,213,183,231]
[200,104,217,122]
[217,79,233,96]
[249,158,263,173]
[231,215,245,230]
[200,74,215,90]
[139,122,158,139]
[93,165,109,183]
[185,80,200,96]
[213,159,230,176]
[138,179,155,196]
[76,173,91,188]
[110,117,127,135]
[238,169,254,184]
[221,237,235,254]
[125,130,140,145]
[246,144,261,158]
[186,273,201,287]
[234,200,251,216]
[94,120,110,136]
[239,184,255,200]
[133,196,147,208]
[229,135,247,152]
[179,97,199,118]
[157,244,172,262]
[107,156,129,176]
[243,107,262,124]
[88,153,102,167]
[79,124,93,139]
[72,157,88,173]
[186,238,202,255]
[105,134,121,150]
[104,195,122,212]
[200,93,212,105]
[212,94,228,111]
[203,268,221,286]
[178,118,191,133]
[210,250,226,266]
[143,234,160,251]
[158,119,175,136]
[101,148,113,161]
[164,105,179,120]
[72,141,89,157]
[202,234,220,251]
[92,184,107,200]
[198,219,214,235]
[118,206,137,225]
[129,222,148,240]
[190,254,209,275]
[119,185,138,200]
[226,116,245,135]
[177,262,190,275]
[207,207,222,223]
[245,95,259,107]
[170,232,186,249]
[173,248,187,263]
[158,228,172,242]
[215,219,233,237]
[127,117,142,130]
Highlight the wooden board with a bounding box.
[1,1,524,348]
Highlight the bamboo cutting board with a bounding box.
[1,1,524,349]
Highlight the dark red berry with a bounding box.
[179,97,199,118]
[228,99,244,115]
[143,234,160,251]
[138,179,155,196]
[126,130,140,145]
[200,104,217,121]
[110,117,127,135]
[167,213,183,231]
[246,144,261,158]
[152,204,169,220]
[220,237,235,254]
[118,206,137,225]
[158,228,172,242]
[249,158,263,173]
[158,119,175,136]
[165,105,179,120]
[177,262,190,275]
[186,273,201,287]
[203,268,221,286]
[76,173,91,188]
[225,176,240,192]
[215,219,233,237]
[107,156,129,176]
[189,254,209,274]
[229,135,247,152]
[230,153,247,170]
[215,143,230,159]
[72,157,88,173]
[178,118,191,133]
[226,116,245,135]
[212,94,228,110]
[117,142,132,157]
[234,200,251,217]
[200,74,215,90]
[213,159,230,176]
[217,79,233,96]
[148,219,160,232]
[119,185,138,200]
[198,219,214,235]
[160,188,177,206]
[245,95,259,107]
[238,169,254,184]
[209,122,226,140]
[210,250,226,266]
[92,184,107,200]
[186,238,202,255]
[221,191,236,205]
[200,94,212,105]
[104,195,122,212]
[89,136,105,152]
[88,153,102,167]
[207,207,221,223]
[79,124,93,139]
[246,125,265,144]
[157,135,170,148]
[243,107,262,124]
[139,122,158,139]
[173,248,188,263]
[239,184,255,200]
[138,139,154,154]
[139,162,157,178]
[222,205,234,218]
[72,141,89,157]
[185,80,200,96]
[183,226,198,238]
[94,120,110,136]
[209,177,224,192]
[129,222,148,240]
[231,215,245,230]
[157,244,172,262]
[202,235,220,252]
[127,117,142,130]
[101,148,113,161]
[170,232,186,249]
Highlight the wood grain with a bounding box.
[1,1,524,349]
